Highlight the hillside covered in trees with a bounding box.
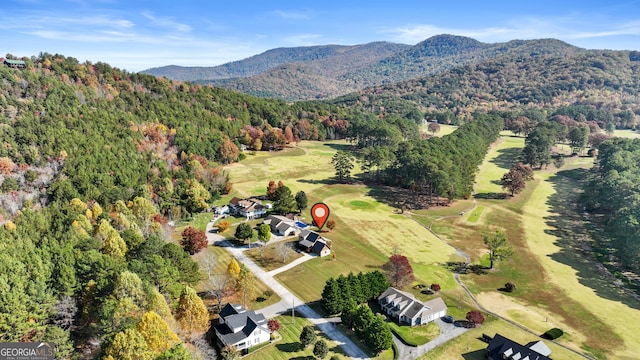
[0,53,358,358]
[344,49,640,129]
[145,35,585,101]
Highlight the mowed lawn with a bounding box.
[244,314,348,360]
[192,245,282,310]
[418,318,586,360]
[421,123,458,137]
[520,162,640,359]
[613,129,640,138]
[277,184,462,305]
[474,133,525,194]
[226,140,361,197]
[420,134,634,359]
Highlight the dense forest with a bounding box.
[347,49,640,128]
[581,138,640,273]
[0,53,351,358]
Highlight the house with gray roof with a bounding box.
[263,215,299,237]
[378,287,447,327]
[214,303,270,353]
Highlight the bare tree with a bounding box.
[208,273,230,311]
[201,251,217,280]
[275,242,293,263]
[52,295,78,331]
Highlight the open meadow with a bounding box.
[210,133,640,359]
[418,133,640,359]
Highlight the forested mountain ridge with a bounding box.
[334,49,640,128]
[144,42,410,81]
[143,35,584,101]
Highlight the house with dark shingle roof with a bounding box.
[486,333,551,360]
[378,287,447,327]
[297,229,331,256]
[214,303,270,352]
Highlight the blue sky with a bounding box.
[2,0,640,72]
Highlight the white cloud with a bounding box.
[381,16,640,45]
[282,33,323,46]
[141,11,192,32]
[270,9,311,20]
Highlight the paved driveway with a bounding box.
[393,318,469,360]
[205,222,370,360]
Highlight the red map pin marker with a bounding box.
[311,202,330,230]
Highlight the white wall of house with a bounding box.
[232,327,270,350]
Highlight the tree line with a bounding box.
[581,138,640,272]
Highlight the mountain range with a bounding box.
[143,34,587,101]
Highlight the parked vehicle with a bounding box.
[442,315,455,323]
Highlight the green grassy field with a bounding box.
[244,314,348,360]
[204,134,640,359]
[418,318,586,360]
[474,134,525,194]
[244,314,393,360]
[519,160,640,359]
[227,140,362,198]
[421,123,458,137]
[428,134,640,359]
[613,129,640,138]
[466,206,485,223]
[388,321,439,346]
[275,184,461,305]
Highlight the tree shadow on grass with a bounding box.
[490,146,523,170]
[474,192,507,200]
[323,143,355,152]
[545,170,640,310]
[443,262,488,275]
[462,349,488,360]
[275,342,300,353]
[297,178,335,185]
[366,185,450,211]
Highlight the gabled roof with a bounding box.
[264,214,290,225]
[219,303,244,318]
[300,229,321,242]
[424,297,447,314]
[404,301,427,319]
[299,239,315,248]
[487,334,551,360]
[276,221,296,233]
[312,240,329,253]
[378,287,415,303]
[378,287,447,321]
[524,341,552,357]
[216,304,268,346]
